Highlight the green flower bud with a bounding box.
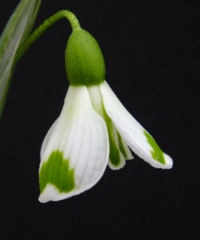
[65,28,106,86]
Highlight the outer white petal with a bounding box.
[39,86,109,203]
[40,119,58,163]
[100,81,173,169]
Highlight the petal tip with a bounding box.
[147,153,173,170]
[38,184,59,203]
[152,153,173,170]
[108,160,126,171]
[163,153,173,169]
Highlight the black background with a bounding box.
[0,0,196,238]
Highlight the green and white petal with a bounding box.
[88,85,133,170]
[107,120,133,170]
[39,86,109,203]
[100,81,173,169]
[115,130,133,161]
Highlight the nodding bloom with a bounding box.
[39,27,173,203]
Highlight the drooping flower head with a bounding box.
[39,16,173,203]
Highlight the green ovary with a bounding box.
[65,29,106,86]
[144,130,165,164]
[39,151,75,193]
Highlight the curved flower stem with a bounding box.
[16,10,81,61]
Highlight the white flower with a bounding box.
[39,81,173,203]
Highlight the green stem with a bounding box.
[16,10,81,61]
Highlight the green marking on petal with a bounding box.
[144,130,165,164]
[102,109,121,167]
[117,131,128,159]
[39,151,75,193]
[109,132,121,167]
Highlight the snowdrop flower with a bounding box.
[39,27,173,203]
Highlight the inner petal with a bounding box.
[88,85,133,170]
[105,112,133,170]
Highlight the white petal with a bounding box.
[39,86,109,203]
[100,81,173,169]
[40,119,58,163]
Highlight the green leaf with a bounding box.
[0,0,41,118]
